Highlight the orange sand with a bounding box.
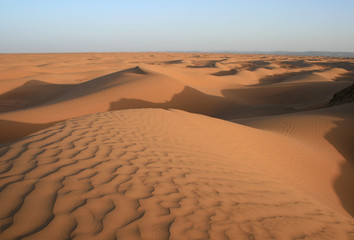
[0,53,353,239]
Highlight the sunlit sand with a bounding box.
[0,52,353,239]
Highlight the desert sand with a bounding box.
[0,52,353,239]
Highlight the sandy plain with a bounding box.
[0,52,353,239]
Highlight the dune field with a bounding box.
[0,52,353,239]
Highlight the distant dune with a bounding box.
[0,53,353,239]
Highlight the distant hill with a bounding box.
[209,51,354,58]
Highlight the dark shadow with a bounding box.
[110,86,298,120]
[222,81,352,110]
[80,66,147,88]
[333,71,354,82]
[0,66,150,113]
[187,61,217,68]
[315,61,354,71]
[280,60,313,68]
[109,86,236,117]
[218,105,295,120]
[123,66,146,74]
[19,66,147,106]
[163,60,184,64]
[37,63,50,67]
[256,70,320,85]
[247,60,272,70]
[326,85,354,216]
[0,120,57,146]
[314,61,354,82]
[0,80,71,113]
[328,83,354,106]
[212,69,238,76]
[306,58,322,62]
[325,117,354,217]
[187,59,227,68]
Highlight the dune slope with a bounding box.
[0,109,353,240]
[233,103,354,217]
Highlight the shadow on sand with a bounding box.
[109,86,235,117]
[325,117,354,217]
[0,120,57,146]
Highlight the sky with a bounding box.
[0,0,354,53]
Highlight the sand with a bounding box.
[0,52,353,239]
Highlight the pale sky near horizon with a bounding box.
[0,0,353,53]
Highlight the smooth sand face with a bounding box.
[0,53,353,239]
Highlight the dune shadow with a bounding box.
[117,66,146,74]
[109,86,236,117]
[0,80,71,113]
[316,61,354,71]
[187,62,217,68]
[256,70,320,85]
[325,84,354,216]
[212,69,238,76]
[333,71,354,82]
[324,117,354,217]
[163,60,184,64]
[187,59,227,68]
[223,81,334,108]
[0,120,57,146]
[280,60,313,68]
[328,83,354,106]
[247,60,272,70]
[110,86,298,120]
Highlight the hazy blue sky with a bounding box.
[1,0,353,53]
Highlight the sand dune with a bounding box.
[0,53,353,239]
[0,109,353,239]
[234,103,354,216]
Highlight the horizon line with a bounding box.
[1,50,354,58]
